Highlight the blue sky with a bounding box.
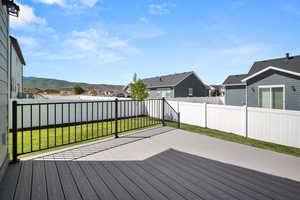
[11,0,300,85]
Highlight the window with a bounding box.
[259,85,284,109]
[188,88,193,96]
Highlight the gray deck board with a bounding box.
[79,161,118,200]
[1,149,300,200]
[56,161,82,200]
[169,149,300,200]
[0,162,22,200]
[90,162,135,200]
[45,160,65,200]
[31,161,47,200]
[159,151,266,200]
[102,161,151,200]
[14,161,32,200]
[67,161,99,200]
[113,161,169,200]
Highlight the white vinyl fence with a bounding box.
[167,100,300,148]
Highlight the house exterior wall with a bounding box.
[0,3,9,170]
[225,85,246,106]
[247,70,300,110]
[8,38,23,98]
[148,87,174,98]
[174,73,208,97]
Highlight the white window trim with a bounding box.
[258,85,285,109]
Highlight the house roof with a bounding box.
[248,55,300,75]
[223,74,248,85]
[142,71,195,88]
[10,36,26,65]
[224,54,300,85]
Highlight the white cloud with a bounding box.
[17,36,38,48]
[149,3,176,15]
[31,0,101,8]
[31,0,65,6]
[10,3,46,29]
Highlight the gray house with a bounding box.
[224,53,300,110]
[127,71,208,98]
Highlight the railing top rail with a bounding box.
[14,98,161,106]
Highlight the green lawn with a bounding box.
[9,117,160,158]
[166,122,300,158]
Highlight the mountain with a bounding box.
[23,76,124,92]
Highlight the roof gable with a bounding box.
[248,55,300,75]
[10,36,26,65]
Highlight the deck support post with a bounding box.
[12,100,19,162]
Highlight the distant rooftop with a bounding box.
[142,71,194,88]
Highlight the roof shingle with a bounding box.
[142,71,194,88]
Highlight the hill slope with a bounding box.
[23,77,124,92]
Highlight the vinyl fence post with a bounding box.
[204,103,207,128]
[177,112,180,129]
[162,98,165,126]
[245,105,248,138]
[12,100,19,162]
[115,99,119,138]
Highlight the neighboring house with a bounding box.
[208,85,225,97]
[126,71,208,98]
[223,53,300,110]
[8,36,26,98]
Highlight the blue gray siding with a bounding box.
[174,73,208,97]
[0,4,9,169]
[247,70,300,110]
[225,85,246,106]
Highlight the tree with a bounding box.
[90,89,97,96]
[73,84,84,95]
[129,73,148,100]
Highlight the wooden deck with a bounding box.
[1,149,300,200]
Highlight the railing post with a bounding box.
[12,100,19,162]
[177,112,180,129]
[162,98,165,126]
[115,99,119,138]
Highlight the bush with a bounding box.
[73,85,84,95]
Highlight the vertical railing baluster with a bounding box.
[106,101,108,136]
[30,104,33,152]
[54,104,57,146]
[115,99,118,138]
[162,98,165,126]
[80,103,83,141]
[68,103,70,144]
[39,104,41,150]
[102,102,104,136]
[75,103,77,142]
[111,101,113,134]
[21,104,24,154]
[86,102,88,140]
[92,102,94,138]
[47,104,49,148]
[61,103,64,144]
[97,102,99,137]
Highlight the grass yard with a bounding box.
[9,117,160,158]
[166,122,300,158]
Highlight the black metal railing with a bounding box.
[11,98,180,161]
